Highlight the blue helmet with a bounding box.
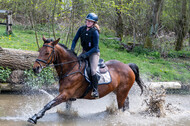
[86,13,98,22]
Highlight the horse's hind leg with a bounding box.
[116,87,130,111]
[65,98,76,111]
[116,81,134,111]
[123,96,129,111]
[66,100,72,111]
[116,92,130,112]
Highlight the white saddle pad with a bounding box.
[84,67,112,85]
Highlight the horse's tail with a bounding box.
[128,63,145,95]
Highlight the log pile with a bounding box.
[0,47,39,90]
[0,47,38,70]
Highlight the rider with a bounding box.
[71,13,100,98]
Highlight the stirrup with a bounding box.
[91,90,99,99]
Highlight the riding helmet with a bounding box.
[86,13,98,22]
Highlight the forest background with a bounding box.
[0,0,189,87]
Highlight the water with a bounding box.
[0,86,190,126]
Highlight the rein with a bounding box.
[35,44,84,79]
[49,60,79,67]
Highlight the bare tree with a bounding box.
[30,0,40,49]
[150,0,164,36]
[188,1,190,47]
[52,0,57,40]
[115,0,123,41]
[175,0,187,51]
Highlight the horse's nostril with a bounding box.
[33,67,38,73]
[33,68,36,73]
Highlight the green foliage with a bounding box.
[24,67,56,88]
[132,46,161,59]
[149,51,161,59]
[100,38,121,49]
[168,50,190,58]
[0,66,11,82]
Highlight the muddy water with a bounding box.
[0,86,190,126]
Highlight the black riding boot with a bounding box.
[91,74,99,98]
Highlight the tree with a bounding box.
[143,0,164,49]
[175,0,187,51]
[188,1,190,47]
[150,0,164,36]
[115,0,124,41]
[52,0,57,40]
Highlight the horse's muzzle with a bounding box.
[33,66,42,74]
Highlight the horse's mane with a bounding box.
[58,43,77,57]
[44,38,77,57]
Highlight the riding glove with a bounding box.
[78,54,87,60]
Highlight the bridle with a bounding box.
[35,43,84,79]
[35,44,55,68]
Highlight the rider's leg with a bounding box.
[89,52,100,98]
[91,74,99,98]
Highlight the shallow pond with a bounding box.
[0,86,190,126]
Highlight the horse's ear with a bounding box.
[42,35,47,42]
[53,38,60,45]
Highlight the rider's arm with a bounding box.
[71,27,82,51]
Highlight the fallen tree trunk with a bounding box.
[0,47,38,70]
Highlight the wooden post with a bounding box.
[0,10,12,35]
[6,11,12,35]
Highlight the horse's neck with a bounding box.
[54,45,77,76]
[53,45,89,98]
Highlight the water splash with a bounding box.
[142,86,166,117]
[39,89,55,99]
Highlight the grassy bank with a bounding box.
[0,25,189,84]
[101,42,189,84]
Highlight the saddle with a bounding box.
[78,59,111,98]
[84,59,112,85]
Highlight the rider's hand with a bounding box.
[78,54,87,60]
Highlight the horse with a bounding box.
[28,36,145,124]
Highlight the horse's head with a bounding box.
[33,36,60,73]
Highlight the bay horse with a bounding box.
[28,36,144,124]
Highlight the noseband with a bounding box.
[35,44,55,68]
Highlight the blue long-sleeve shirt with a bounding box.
[71,26,100,57]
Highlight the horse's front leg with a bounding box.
[27,94,66,124]
[27,100,56,124]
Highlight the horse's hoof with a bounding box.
[27,118,37,124]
